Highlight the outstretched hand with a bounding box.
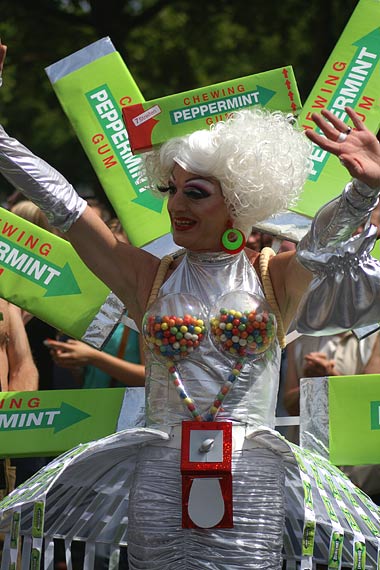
[303,352,337,377]
[306,107,380,189]
[46,338,95,368]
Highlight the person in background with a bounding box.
[47,326,145,389]
[0,299,38,569]
[0,299,38,495]
[0,300,38,393]
[284,331,379,419]
[10,200,58,385]
[46,217,145,389]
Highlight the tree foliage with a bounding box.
[0,0,358,201]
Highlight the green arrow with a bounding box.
[353,28,380,53]
[43,262,81,297]
[53,402,91,433]
[0,402,90,433]
[132,191,164,213]
[0,233,81,296]
[370,401,380,430]
[256,85,276,106]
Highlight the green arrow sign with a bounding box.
[0,207,112,342]
[123,65,301,154]
[294,0,380,218]
[0,388,128,457]
[0,233,81,297]
[46,38,171,248]
[0,402,90,433]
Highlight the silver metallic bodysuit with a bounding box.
[127,249,286,569]
[145,250,281,431]
[0,250,379,570]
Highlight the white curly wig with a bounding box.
[142,107,312,236]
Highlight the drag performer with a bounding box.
[0,42,380,569]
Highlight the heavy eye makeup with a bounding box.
[157,177,215,199]
[183,183,211,200]
[157,183,176,194]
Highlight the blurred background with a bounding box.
[0,0,358,205]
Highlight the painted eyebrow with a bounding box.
[169,174,216,185]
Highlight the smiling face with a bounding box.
[166,163,230,252]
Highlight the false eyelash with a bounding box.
[157,184,175,194]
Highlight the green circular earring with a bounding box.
[221,227,246,254]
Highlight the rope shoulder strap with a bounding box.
[259,247,286,349]
[146,254,175,310]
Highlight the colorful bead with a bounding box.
[210,307,276,357]
[145,313,206,360]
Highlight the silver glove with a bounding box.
[0,125,86,231]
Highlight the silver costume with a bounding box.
[0,250,380,570]
[0,125,86,232]
[296,179,380,334]
[0,127,380,568]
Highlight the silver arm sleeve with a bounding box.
[295,179,380,334]
[0,125,86,231]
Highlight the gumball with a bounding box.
[143,293,208,363]
[209,290,277,360]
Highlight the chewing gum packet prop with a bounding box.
[0,208,124,348]
[329,374,380,465]
[45,37,170,248]
[122,66,301,153]
[295,0,380,218]
[0,387,144,458]
[253,0,380,243]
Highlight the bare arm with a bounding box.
[268,251,312,333]
[7,304,38,391]
[48,337,145,387]
[66,207,160,326]
[283,342,301,416]
[283,344,337,416]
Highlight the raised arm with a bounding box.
[269,107,380,335]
